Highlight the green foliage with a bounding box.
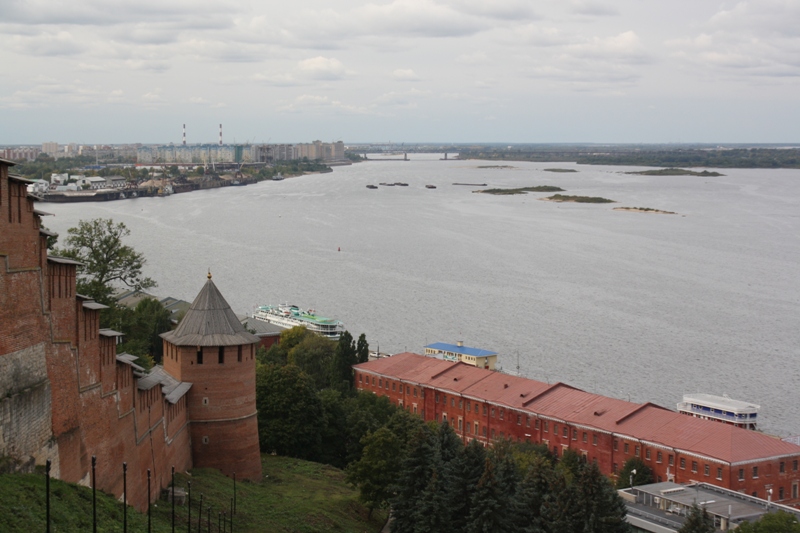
[574,462,630,533]
[546,194,615,203]
[678,504,716,533]
[54,218,155,306]
[736,511,800,532]
[626,168,724,176]
[616,457,654,489]
[478,186,565,195]
[115,297,172,363]
[390,425,436,533]
[345,426,403,517]
[287,334,335,390]
[330,331,357,393]
[356,333,369,364]
[255,364,323,459]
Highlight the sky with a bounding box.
[1,0,799,144]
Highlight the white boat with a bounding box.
[253,304,343,339]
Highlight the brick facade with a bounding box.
[355,353,800,507]
[0,158,259,511]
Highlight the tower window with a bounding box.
[238,345,242,362]
[197,348,203,365]
[218,346,224,364]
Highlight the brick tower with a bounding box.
[161,274,262,481]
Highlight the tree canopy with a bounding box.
[55,218,155,305]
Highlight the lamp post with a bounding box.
[630,468,637,489]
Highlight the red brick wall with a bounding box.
[355,369,800,507]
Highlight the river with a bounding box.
[42,154,800,436]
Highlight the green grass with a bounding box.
[543,168,578,173]
[477,186,565,195]
[545,194,614,203]
[626,168,724,176]
[0,456,387,533]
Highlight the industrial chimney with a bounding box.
[219,124,223,146]
[182,124,186,146]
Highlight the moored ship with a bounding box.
[253,304,344,339]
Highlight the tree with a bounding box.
[677,505,715,533]
[444,438,488,533]
[616,457,653,489]
[736,511,800,533]
[356,333,370,363]
[55,218,155,305]
[255,364,322,459]
[329,331,357,393]
[466,457,515,533]
[115,297,172,363]
[346,426,403,519]
[287,333,335,390]
[575,462,630,533]
[390,425,436,533]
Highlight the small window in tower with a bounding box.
[197,348,203,365]
[218,346,224,364]
[202,436,209,445]
[238,345,242,362]
[202,397,209,405]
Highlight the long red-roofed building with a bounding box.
[354,352,800,506]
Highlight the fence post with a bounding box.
[233,472,236,514]
[45,459,51,533]
[148,469,152,533]
[92,455,97,533]
[123,462,128,533]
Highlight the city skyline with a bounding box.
[1,0,799,144]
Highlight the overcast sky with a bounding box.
[1,0,799,144]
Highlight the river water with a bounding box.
[42,154,800,436]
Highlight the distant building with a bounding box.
[424,341,498,370]
[42,142,59,156]
[355,352,800,506]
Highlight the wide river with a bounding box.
[43,154,800,437]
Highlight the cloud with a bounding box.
[278,94,369,114]
[297,56,348,80]
[392,68,420,81]
[372,88,429,108]
[9,31,86,56]
[668,1,800,79]
[570,1,620,17]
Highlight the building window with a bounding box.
[459,399,462,409]
[475,422,479,434]
[624,443,629,454]
[197,348,203,365]
[613,439,618,451]
[435,393,439,403]
[534,419,539,430]
[526,416,530,427]
[739,469,745,481]
[635,446,640,458]
[517,414,521,425]
[413,405,417,414]
[717,468,723,480]
[491,408,495,418]
[657,451,662,463]
[379,379,383,388]
[544,421,549,432]
[358,374,362,383]
[458,419,463,430]
[780,461,785,474]
[237,345,242,362]
[704,465,709,476]
[372,377,375,386]
[794,460,798,471]
[442,413,446,422]
[392,382,396,391]
[218,346,224,364]
[562,426,568,438]
[500,409,504,420]
[680,458,686,470]
[451,398,455,407]
[414,388,417,397]
[753,466,759,479]
[593,434,597,446]
[669,455,674,467]
[482,427,487,437]
[691,461,697,473]
[646,449,651,460]
[483,405,487,416]
[793,483,798,499]
[779,487,784,500]
[491,429,496,438]
[613,463,618,474]
[467,402,471,412]
[407,386,410,394]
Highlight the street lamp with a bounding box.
[630,469,637,490]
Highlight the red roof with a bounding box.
[354,353,800,464]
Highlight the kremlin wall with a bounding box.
[0,157,261,510]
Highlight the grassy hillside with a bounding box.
[0,456,387,533]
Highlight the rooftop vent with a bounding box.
[504,384,509,389]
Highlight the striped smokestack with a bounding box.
[182,123,186,146]
[219,124,223,146]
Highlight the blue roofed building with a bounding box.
[424,341,498,370]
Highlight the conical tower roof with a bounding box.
[161,275,259,347]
